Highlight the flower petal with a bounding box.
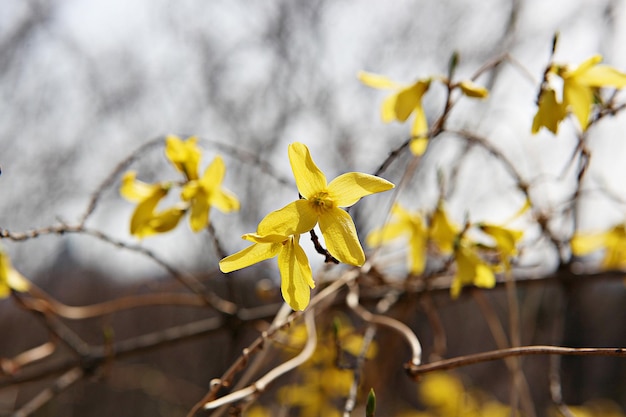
[257,200,318,236]
[409,137,429,155]
[563,79,594,130]
[149,207,186,234]
[188,189,210,232]
[210,188,240,213]
[429,203,460,254]
[458,80,489,98]
[277,236,314,311]
[570,232,608,256]
[357,71,400,89]
[532,87,567,134]
[410,105,429,139]
[288,143,327,199]
[120,171,159,202]
[394,80,430,122]
[366,220,407,247]
[243,233,289,244]
[577,65,626,88]
[219,242,282,273]
[319,208,365,266]
[165,135,201,180]
[328,172,394,207]
[200,155,226,191]
[130,187,168,236]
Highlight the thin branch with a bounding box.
[406,345,626,376]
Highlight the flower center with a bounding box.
[310,191,334,214]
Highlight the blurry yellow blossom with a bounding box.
[257,142,394,266]
[219,233,313,311]
[429,202,460,255]
[452,240,496,299]
[556,55,626,130]
[358,70,432,155]
[571,224,626,269]
[243,406,271,417]
[534,55,626,133]
[0,248,29,298]
[532,86,568,134]
[181,155,240,232]
[367,204,429,275]
[164,135,201,180]
[478,223,523,270]
[457,80,489,98]
[120,171,185,238]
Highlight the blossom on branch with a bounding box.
[0,247,30,298]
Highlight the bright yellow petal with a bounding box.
[200,155,225,191]
[243,233,289,244]
[408,230,428,275]
[576,65,626,88]
[288,142,327,199]
[381,93,399,123]
[563,79,594,130]
[571,232,608,256]
[479,224,523,258]
[458,80,489,98]
[278,236,314,311]
[149,207,186,234]
[409,137,429,155]
[120,171,159,202]
[532,87,567,135]
[219,242,282,273]
[366,220,408,247]
[453,243,495,298]
[188,190,210,232]
[257,200,318,236]
[165,135,201,180]
[328,172,394,207]
[410,105,429,139]
[394,81,430,122]
[0,250,29,296]
[357,71,400,89]
[319,208,365,266]
[129,187,169,237]
[210,188,240,213]
[429,203,460,254]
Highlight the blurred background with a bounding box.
[1,0,626,416]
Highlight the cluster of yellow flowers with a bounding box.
[367,202,523,298]
[121,135,240,238]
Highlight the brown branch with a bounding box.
[406,345,626,377]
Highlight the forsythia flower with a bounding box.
[451,239,495,298]
[571,224,626,269]
[180,154,240,232]
[220,232,314,311]
[257,142,394,266]
[358,71,432,155]
[366,204,428,275]
[478,223,524,270]
[0,248,30,298]
[120,171,185,238]
[121,136,240,237]
[533,55,626,133]
[429,202,460,255]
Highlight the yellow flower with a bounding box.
[120,171,185,238]
[180,155,240,232]
[571,224,626,269]
[164,135,201,180]
[429,202,460,255]
[451,239,496,298]
[257,142,394,266]
[366,204,428,275]
[532,86,568,134]
[555,55,626,130]
[0,248,29,298]
[478,223,523,270]
[358,71,432,155]
[457,80,489,98]
[219,233,314,311]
